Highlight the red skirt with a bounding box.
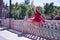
[28,17,45,24]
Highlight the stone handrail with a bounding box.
[1,19,60,40]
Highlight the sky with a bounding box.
[3,0,60,7]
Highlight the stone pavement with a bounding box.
[0,29,31,40]
[0,27,7,31]
[0,27,47,40]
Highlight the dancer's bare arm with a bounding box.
[31,0,36,13]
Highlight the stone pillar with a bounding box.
[8,0,13,29]
[7,18,14,29]
[0,0,3,26]
[0,0,3,18]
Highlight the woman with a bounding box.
[29,7,45,24]
[28,7,45,29]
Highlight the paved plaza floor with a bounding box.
[0,27,47,40]
[0,29,31,40]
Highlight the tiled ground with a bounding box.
[0,29,31,40]
[0,29,47,40]
[0,26,51,40]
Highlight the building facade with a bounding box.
[0,0,8,19]
[2,3,8,19]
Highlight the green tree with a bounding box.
[19,4,27,19]
[44,2,60,19]
[39,7,45,14]
[10,2,34,20]
[26,5,34,18]
[44,3,50,16]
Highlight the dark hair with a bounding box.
[36,7,39,10]
[36,9,41,15]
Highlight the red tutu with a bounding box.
[29,17,45,24]
[28,8,45,24]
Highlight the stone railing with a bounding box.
[1,18,60,40]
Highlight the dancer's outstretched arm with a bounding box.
[31,0,36,13]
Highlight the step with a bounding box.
[0,27,7,31]
[8,29,22,35]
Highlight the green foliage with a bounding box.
[8,2,60,20]
[26,5,34,18]
[11,3,34,20]
[44,3,50,16]
[44,2,60,19]
[39,7,45,14]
